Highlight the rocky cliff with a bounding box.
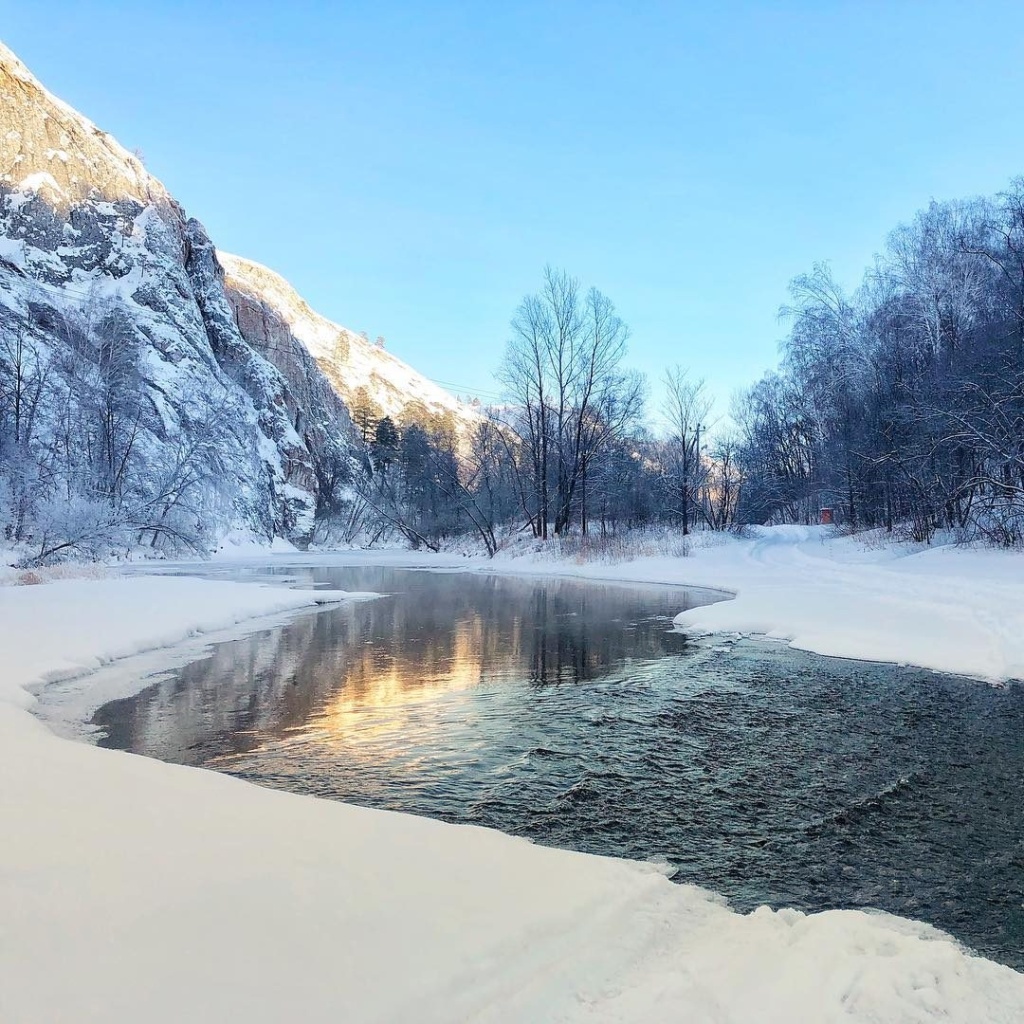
[220,253,480,439]
[0,42,359,549]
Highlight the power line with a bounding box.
[426,377,505,401]
[4,274,511,402]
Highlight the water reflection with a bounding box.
[96,568,713,768]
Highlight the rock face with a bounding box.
[0,43,163,208]
[0,42,359,547]
[220,253,480,440]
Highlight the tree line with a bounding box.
[341,266,739,553]
[734,178,1024,545]
[10,177,1024,562]
[349,173,1024,553]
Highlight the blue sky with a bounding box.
[6,1,1024,420]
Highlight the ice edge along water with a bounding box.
[3,530,1024,1023]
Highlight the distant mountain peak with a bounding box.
[0,42,162,208]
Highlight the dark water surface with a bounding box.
[94,565,1024,970]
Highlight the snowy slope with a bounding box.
[220,251,481,435]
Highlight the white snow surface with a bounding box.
[668,526,1024,681]
[2,541,1024,1022]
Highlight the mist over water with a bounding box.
[94,566,1024,970]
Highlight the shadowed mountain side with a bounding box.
[0,42,365,548]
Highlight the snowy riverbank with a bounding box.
[3,536,1024,1022]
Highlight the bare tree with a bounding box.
[662,367,712,534]
[500,288,556,537]
[704,431,742,530]
[0,321,51,540]
[499,267,641,538]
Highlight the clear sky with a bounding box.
[6,1,1024,421]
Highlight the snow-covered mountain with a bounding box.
[220,253,480,437]
[0,41,469,552]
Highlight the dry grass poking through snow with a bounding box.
[534,527,693,565]
[1,561,110,586]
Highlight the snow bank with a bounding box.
[0,576,348,711]
[498,525,1024,680]
[1,565,1022,1022]
[668,526,1024,682]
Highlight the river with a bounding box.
[91,564,1024,970]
